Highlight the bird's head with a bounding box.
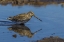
[27,11,34,17]
[27,11,42,22]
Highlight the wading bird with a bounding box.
[7,11,42,25]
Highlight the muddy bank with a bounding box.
[35,36,64,42]
[0,0,64,6]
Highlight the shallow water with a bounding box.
[0,2,64,42]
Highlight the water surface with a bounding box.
[0,1,64,42]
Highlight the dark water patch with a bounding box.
[12,34,17,38]
[51,33,55,35]
[0,20,23,26]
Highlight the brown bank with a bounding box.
[35,36,64,42]
[0,0,64,6]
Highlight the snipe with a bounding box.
[7,11,42,24]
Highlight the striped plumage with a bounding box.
[7,11,42,24]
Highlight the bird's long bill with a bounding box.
[33,29,42,35]
[34,15,42,22]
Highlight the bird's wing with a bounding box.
[16,13,26,16]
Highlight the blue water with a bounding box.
[0,4,64,42]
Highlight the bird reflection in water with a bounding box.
[8,25,42,38]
